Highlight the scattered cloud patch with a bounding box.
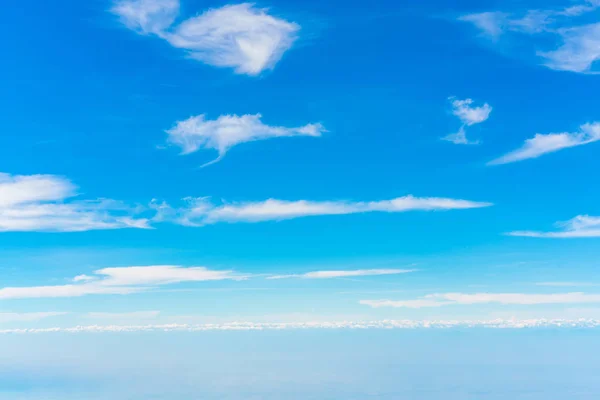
[157,196,492,226]
[268,268,416,280]
[459,1,600,73]
[508,215,600,238]
[3,318,600,333]
[0,173,150,232]
[166,114,325,167]
[539,22,600,73]
[361,292,600,308]
[112,0,300,75]
[0,266,245,300]
[488,122,600,165]
[442,97,491,145]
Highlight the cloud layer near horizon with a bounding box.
[361,292,600,308]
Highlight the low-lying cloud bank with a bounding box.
[3,319,600,333]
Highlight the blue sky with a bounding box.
[3,0,600,334]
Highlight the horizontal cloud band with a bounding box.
[3,319,600,333]
[361,292,600,308]
[162,196,493,226]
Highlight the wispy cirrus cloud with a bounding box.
[267,268,416,280]
[508,215,600,238]
[111,0,300,75]
[0,173,150,232]
[459,1,600,73]
[166,114,325,167]
[442,97,492,145]
[0,312,68,323]
[156,196,492,226]
[361,292,600,308]
[536,282,600,287]
[488,122,600,165]
[0,266,245,300]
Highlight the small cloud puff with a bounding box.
[442,97,492,145]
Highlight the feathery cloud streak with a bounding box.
[158,196,493,226]
[508,215,600,238]
[361,292,600,308]
[0,266,245,300]
[112,0,300,75]
[460,1,600,73]
[489,122,600,165]
[166,114,325,167]
[442,97,492,145]
[0,173,149,232]
[267,268,415,280]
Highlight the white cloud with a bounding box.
[361,292,600,308]
[3,318,600,333]
[161,196,492,226]
[459,12,509,38]
[508,215,600,238]
[460,2,600,73]
[442,97,491,145]
[267,268,415,280]
[0,312,68,323]
[442,126,479,145]
[0,173,150,232]
[539,23,600,73]
[111,0,179,34]
[488,122,600,165]
[450,98,493,126]
[0,265,245,300]
[166,114,325,167]
[112,1,300,75]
